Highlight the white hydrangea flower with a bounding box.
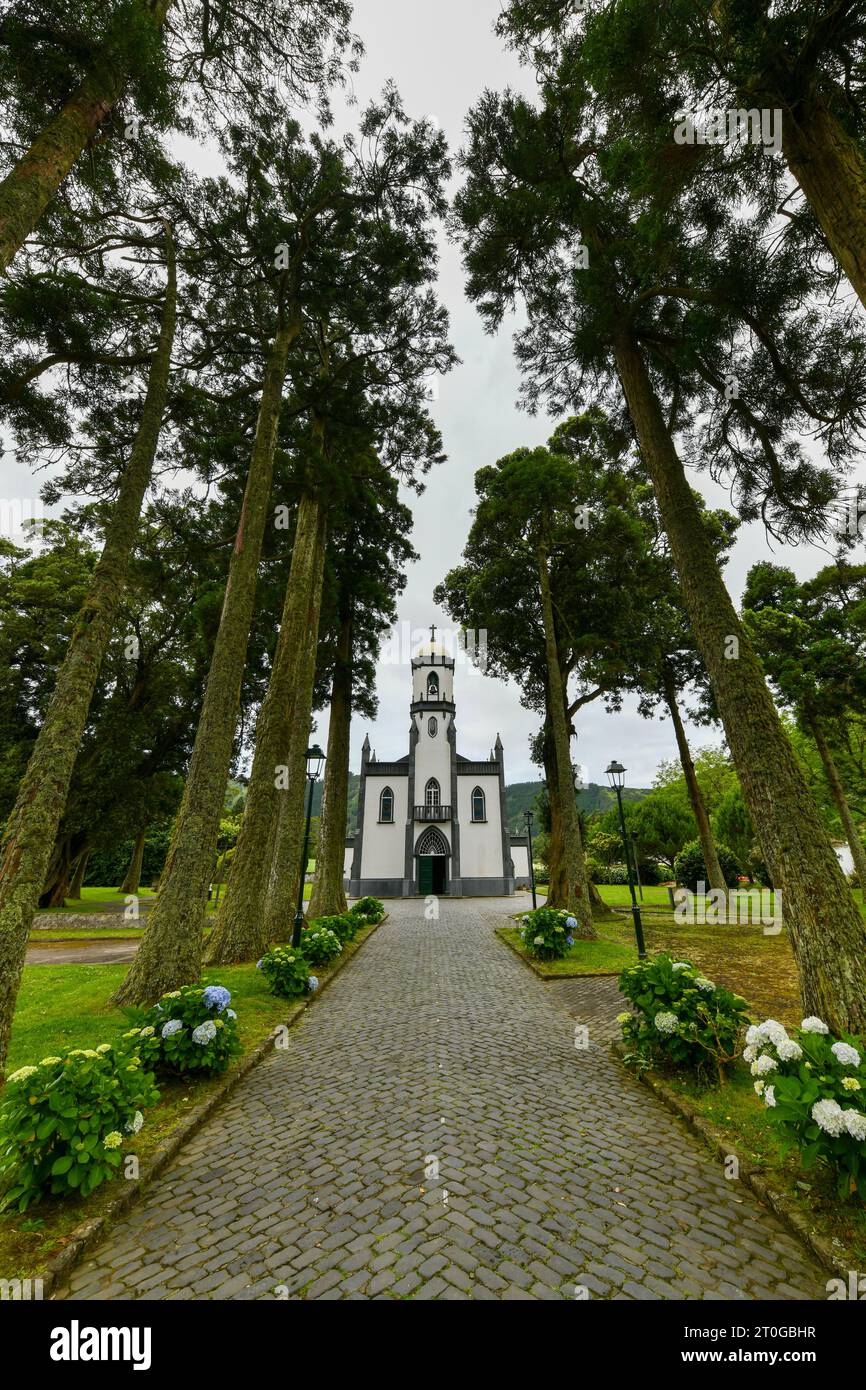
[842,1110,866,1142]
[812,1099,846,1136]
[801,1016,829,1035]
[775,1039,803,1063]
[754,1080,765,1095]
[831,1042,861,1068]
[764,1085,776,1108]
[695,977,715,993]
[752,1054,777,1076]
[756,1019,788,1046]
[534,935,545,946]
[7,1065,38,1084]
[39,1056,61,1067]
[125,1111,144,1135]
[192,1020,217,1045]
[745,1025,760,1047]
[842,1078,862,1093]
[743,1046,757,1064]
[654,1012,679,1035]
[672,963,691,972]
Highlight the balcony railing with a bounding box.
[414,805,452,823]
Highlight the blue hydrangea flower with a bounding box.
[256,959,264,971]
[566,937,574,947]
[566,916,578,930]
[161,1019,183,1039]
[226,1008,237,1020]
[192,1020,217,1045]
[202,984,232,1012]
[307,977,319,993]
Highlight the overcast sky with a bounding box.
[2,1,863,792]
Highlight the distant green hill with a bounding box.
[504,780,650,834]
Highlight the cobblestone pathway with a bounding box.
[60,899,827,1301]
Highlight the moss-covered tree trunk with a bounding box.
[0,0,171,272]
[121,828,148,896]
[662,666,727,892]
[261,499,329,944]
[808,714,866,899]
[537,527,595,937]
[0,230,176,1074]
[69,848,90,900]
[205,492,328,964]
[615,329,866,1032]
[308,613,352,920]
[112,316,299,1005]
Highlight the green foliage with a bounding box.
[618,955,750,1082]
[674,839,740,893]
[746,1019,866,1201]
[517,906,576,960]
[257,947,318,1000]
[349,897,384,923]
[141,985,242,1076]
[298,925,343,967]
[0,1032,159,1211]
[317,912,363,944]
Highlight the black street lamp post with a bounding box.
[524,809,537,910]
[292,745,326,949]
[606,761,647,959]
[630,829,644,901]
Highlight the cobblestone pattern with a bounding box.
[59,899,826,1301]
[545,976,624,1045]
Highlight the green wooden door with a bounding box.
[418,857,434,895]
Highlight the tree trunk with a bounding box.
[541,724,567,908]
[120,828,148,896]
[69,848,90,900]
[205,492,328,964]
[809,714,866,899]
[779,94,866,313]
[0,0,171,272]
[662,666,727,892]
[308,612,353,920]
[0,230,176,1074]
[537,527,596,937]
[112,315,299,1005]
[261,494,329,944]
[614,329,866,1032]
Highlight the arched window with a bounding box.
[379,787,395,824]
[425,778,441,809]
[471,787,486,823]
[427,671,439,700]
[428,716,438,738]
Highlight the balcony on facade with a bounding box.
[414,804,452,823]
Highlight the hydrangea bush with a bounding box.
[349,897,384,924]
[0,1033,159,1211]
[315,913,362,944]
[618,954,749,1081]
[299,925,343,967]
[143,984,242,1076]
[517,907,576,960]
[257,946,320,1000]
[746,1016,866,1199]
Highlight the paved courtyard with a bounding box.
[59,898,827,1301]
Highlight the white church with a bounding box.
[346,631,531,898]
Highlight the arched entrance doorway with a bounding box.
[415,826,450,896]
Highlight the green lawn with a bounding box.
[35,886,157,915]
[499,926,637,977]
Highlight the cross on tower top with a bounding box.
[430,623,437,642]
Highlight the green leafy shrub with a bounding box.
[0,1033,159,1211]
[517,907,577,960]
[673,839,740,893]
[746,1017,866,1199]
[299,925,343,967]
[618,954,749,1081]
[257,946,320,1000]
[143,984,242,1076]
[316,912,361,944]
[349,896,384,923]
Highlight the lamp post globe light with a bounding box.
[605,760,647,960]
[292,745,326,949]
[524,808,537,910]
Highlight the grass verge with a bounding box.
[497,925,637,977]
[0,919,381,1280]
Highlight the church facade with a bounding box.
[346,635,530,899]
